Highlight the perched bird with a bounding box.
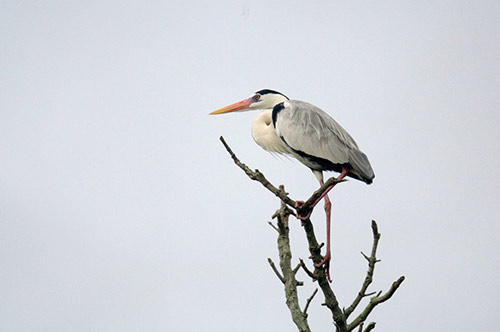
[210,89,374,280]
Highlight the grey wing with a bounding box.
[275,100,374,180]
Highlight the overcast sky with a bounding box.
[1,1,500,331]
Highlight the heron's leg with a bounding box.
[316,190,332,282]
[314,167,349,282]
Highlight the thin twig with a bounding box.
[268,258,285,284]
[292,263,301,275]
[299,259,316,280]
[375,277,405,303]
[363,322,376,332]
[268,221,280,233]
[362,291,377,298]
[304,288,319,315]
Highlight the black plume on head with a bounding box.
[255,89,289,100]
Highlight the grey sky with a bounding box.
[1,1,499,331]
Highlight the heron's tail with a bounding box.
[348,150,375,184]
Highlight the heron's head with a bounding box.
[210,89,289,115]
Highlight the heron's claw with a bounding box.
[295,201,312,224]
[315,253,332,282]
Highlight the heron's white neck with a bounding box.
[251,109,289,154]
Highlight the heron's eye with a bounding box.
[254,94,261,101]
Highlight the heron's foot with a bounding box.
[295,201,312,224]
[315,253,332,282]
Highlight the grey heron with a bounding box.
[210,89,374,281]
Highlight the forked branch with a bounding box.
[344,220,381,318]
[271,187,311,332]
[218,137,404,332]
[347,276,405,331]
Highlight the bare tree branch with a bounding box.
[220,137,347,331]
[219,136,296,208]
[220,136,344,218]
[299,259,316,280]
[302,217,348,331]
[347,276,405,331]
[304,288,319,316]
[268,258,285,284]
[294,175,344,218]
[274,189,311,332]
[268,221,280,233]
[357,322,376,332]
[218,137,404,332]
[345,220,382,318]
[363,322,376,332]
[293,263,301,275]
[303,176,345,208]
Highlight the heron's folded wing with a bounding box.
[275,100,357,165]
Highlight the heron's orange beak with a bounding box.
[209,97,253,115]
